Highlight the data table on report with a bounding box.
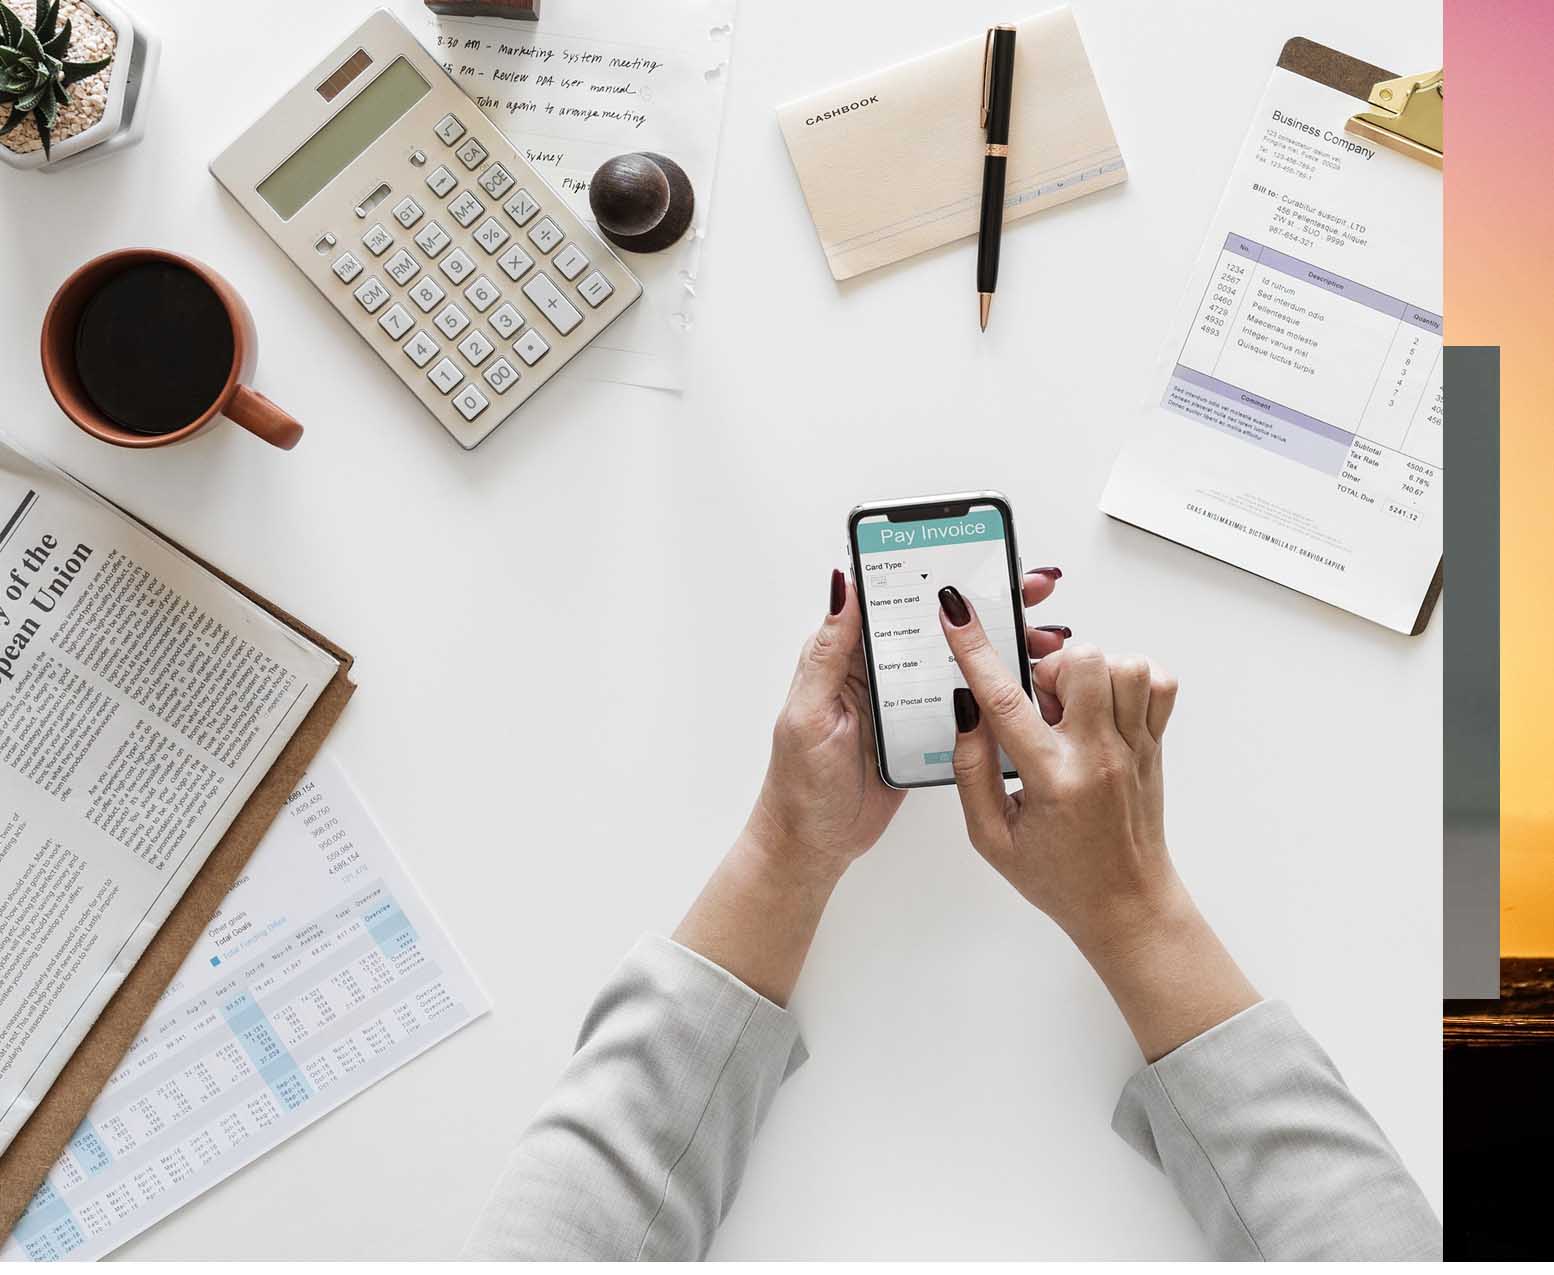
[1165,231,1443,529]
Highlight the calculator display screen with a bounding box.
[258,58,430,220]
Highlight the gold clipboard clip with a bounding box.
[1346,69,1442,169]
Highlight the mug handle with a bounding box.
[226,384,304,450]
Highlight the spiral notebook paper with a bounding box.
[1099,38,1443,634]
[776,6,1126,282]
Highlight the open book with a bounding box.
[0,436,339,1155]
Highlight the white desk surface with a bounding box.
[0,0,1442,1259]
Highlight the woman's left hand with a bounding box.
[744,570,905,886]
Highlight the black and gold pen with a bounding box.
[977,25,1017,331]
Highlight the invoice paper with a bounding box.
[0,438,338,1155]
[2,752,488,1261]
[411,0,737,391]
[1099,68,1442,633]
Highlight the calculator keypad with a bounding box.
[353,276,390,313]
[378,303,414,340]
[439,249,476,284]
[362,223,394,256]
[463,276,500,313]
[408,275,446,313]
[473,217,510,255]
[392,197,423,228]
[307,95,638,449]
[455,137,489,170]
[434,304,471,339]
[332,251,363,283]
[527,217,564,255]
[385,249,420,287]
[428,357,464,393]
[404,330,440,367]
[523,272,582,335]
[414,220,451,258]
[553,243,589,281]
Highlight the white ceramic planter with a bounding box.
[0,0,158,172]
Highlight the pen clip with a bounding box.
[980,27,994,130]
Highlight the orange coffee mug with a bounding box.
[40,248,303,450]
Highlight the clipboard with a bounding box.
[1276,36,1443,634]
[0,509,356,1243]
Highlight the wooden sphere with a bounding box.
[589,152,694,253]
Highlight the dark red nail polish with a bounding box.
[829,569,846,616]
[939,585,971,626]
[1027,566,1062,579]
[1034,624,1072,638]
[953,687,980,732]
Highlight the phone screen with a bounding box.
[851,499,1027,787]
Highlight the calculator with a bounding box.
[210,9,642,450]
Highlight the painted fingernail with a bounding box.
[829,568,846,616]
[953,687,980,732]
[1027,566,1063,579]
[938,585,971,626]
[1034,624,1072,638]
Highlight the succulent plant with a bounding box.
[0,0,112,158]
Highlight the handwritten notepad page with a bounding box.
[413,0,737,391]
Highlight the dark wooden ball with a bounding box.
[589,152,694,254]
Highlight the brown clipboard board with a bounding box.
[1106,37,1444,636]
[0,504,356,1244]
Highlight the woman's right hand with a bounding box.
[936,584,1259,1061]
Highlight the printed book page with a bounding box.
[1099,68,1442,633]
[0,437,339,1155]
[2,752,489,1262]
[413,0,738,391]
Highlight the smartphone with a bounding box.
[848,491,1032,789]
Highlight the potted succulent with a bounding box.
[0,0,157,171]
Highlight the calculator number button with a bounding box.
[385,249,420,287]
[473,217,510,255]
[553,243,589,281]
[428,357,464,394]
[513,328,550,366]
[331,251,363,283]
[478,163,516,199]
[453,384,490,421]
[403,330,440,368]
[463,276,500,313]
[414,220,451,259]
[408,275,446,313]
[361,223,394,256]
[439,248,477,284]
[353,276,390,313]
[522,273,583,335]
[527,217,565,255]
[503,188,541,226]
[448,190,485,228]
[378,303,414,341]
[434,113,466,145]
[425,165,458,198]
[458,329,495,366]
[488,303,524,341]
[392,197,423,229]
[483,357,520,395]
[496,243,535,282]
[455,137,489,170]
[578,271,615,308]
[434,304,471,339]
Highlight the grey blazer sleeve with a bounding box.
[1111,1000,1442,1260]
[462,935,806,1261]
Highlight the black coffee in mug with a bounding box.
[73,262,236,436]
